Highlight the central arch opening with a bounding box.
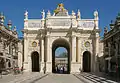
[52,38,70,74]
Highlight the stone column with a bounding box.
[18,42,23,68]
[23,33,28,71]
[41,38,44,62]
[77,37,81,62]
[45,35,52,72]
[71,35,81,73]
[95,34,99,72]
[71,35,76,62]
[40,38,44,72]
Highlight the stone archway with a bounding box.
[83,51,91,72]
[31,51,40,72]
[52,38,70,74]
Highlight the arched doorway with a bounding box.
[83,51,91,72]
[31,51,40,72]
[52,38,70,74]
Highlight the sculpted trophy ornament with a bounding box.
[13,26,17,32]
[72,10,75,16]
[54,3,68,16]
[0,12,5,25]
[7,20,12,30]
[77,9,81,19]
[24,10,28,20]
[104,26,108,34]
[47,10,51,17]
[94,10,99,20]
[41,10,45,20]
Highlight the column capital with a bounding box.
[71,35,76,38]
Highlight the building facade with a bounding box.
[21,3,101,73]
[0,12,19,72]
[103,13,120,76]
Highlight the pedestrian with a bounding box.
[63,66,65,73]
[79,67,82,73]
[21,66,23,74]
[60,67,63,74]
[0,68,2,78]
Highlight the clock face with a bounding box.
[32,41,37,47]
[84,41,90,47]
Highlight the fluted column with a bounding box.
[71,35,76,62]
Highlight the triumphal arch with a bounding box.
[22,3,100,73]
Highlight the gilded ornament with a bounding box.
[32,41,37,47]
[84,41,90,47]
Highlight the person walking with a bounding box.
[0,68,2,78]
[63,66,65,73]
[79,67,83,73]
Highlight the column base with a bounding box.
[23,62,29,72]
[46,62,52,73]
[71,62,81,73]
[40,62,45,72]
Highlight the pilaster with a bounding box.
[77,37,81,62]
[71,35,76,62]
[45,35,52,73]
[41,38,44,62]
[46,35,51,62]
[23,33,29,71]
[40,37,45,72]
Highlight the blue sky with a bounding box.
[1,0,120,54]
[55,47,67,56]
[0,0,120,37]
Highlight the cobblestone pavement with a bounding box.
[0,72,47,83]
[74,72,118,83]
[34,74,87,83]
[1,72,118,83]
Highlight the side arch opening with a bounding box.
[83,51,91,72]
[31,51,40,72]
